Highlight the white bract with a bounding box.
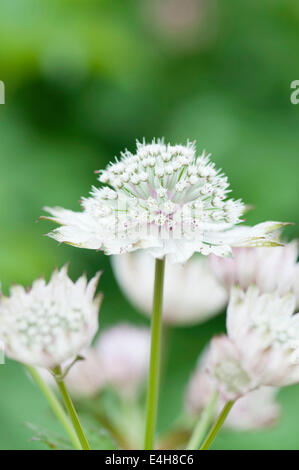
[207,287,299,401]
[112,252,227,325]
[210,242,299,303]
[43,140,285,263]
[185,353,280,430]
[0,266,102,369]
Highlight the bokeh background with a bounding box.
[0,0,299,450]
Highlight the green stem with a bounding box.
[52,366,91,450]
[200,400,234,450]
[26,366,81,450]
[186,391,218,450]
[144,257,166,450]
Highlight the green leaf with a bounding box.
[26,423,73,450]
[79,414,118,450]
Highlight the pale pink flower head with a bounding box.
[0,266,102,369]
[210,242,298,301]
[37,348,106,399]
[185,348,280,430]
[64,348,106,398]
[112,252,227,325]
[95,323,150,398]
[185,352,215,414]
[224,387,280,431]
[206,287,299,402]
[43,139,286,264]
[226,286,299,388]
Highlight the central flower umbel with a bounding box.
[99,141,243,232]
[43,140,286,263]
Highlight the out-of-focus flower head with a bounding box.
[64,348,105,398]
[112,252,227,325]
[95,323,150,398]
[0,266,102,369]
[140,0,218,53]
[207,287,299,401]
[185,348,281,430]
[43,139,286,264]
[210,242,299,304]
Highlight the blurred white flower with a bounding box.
[64,348,105,398]
[95,323,150,398]
[207,287,299,401]
[140,0,218,53]
[210,242,299,302]
[43,139,285,264]
[185,352,280,430]
[0,266,102,369]
[112,252,227,325]
[224,387,280,431]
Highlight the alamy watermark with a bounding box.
[0,81,5,104]
[290,80,299,105]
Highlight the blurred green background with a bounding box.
[0,0,299,450]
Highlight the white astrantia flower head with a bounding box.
[112,252,227,325]
[210,242,299,302]
[0,266,102,369]
[206,287,299,401]
[42,139,287,263]
[226,286,299,388]
[185,351,280,430]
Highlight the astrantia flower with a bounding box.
[0,266,102,369]
[224,387,280,430]
[43,139,286,263]
[210,242,299,302]
[207,287,299,401]
[185,352,280,430]
[95,323,150,398]
[112,252,227,325]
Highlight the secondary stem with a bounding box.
[26,366,81,450]
[52,366,91,450]
[186,391,218,450]
[200,400,235,450]
[144,257,166,450]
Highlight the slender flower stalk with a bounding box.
[186,391,218,450]
[52,366,91,451]
[27,366,82,450]
[200,401,234,450]
[144,258,165,450]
